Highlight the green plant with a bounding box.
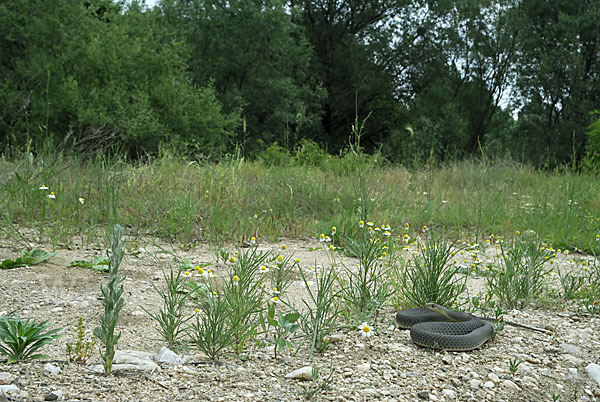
[68,256,110,273]
[300,364,335,400]
[486,238,551,309]
[66,317,96,364]
[142,266,191,349]
[223,247,270,354]
[265,302,300,359]
[188,291,236,360]
[339,225,394,321]
[395,234,467,308]
[0,249,57,269]
[0,315,62,363]
[508,358,523,376]
[299,265,341,358]
[93,224,126,375]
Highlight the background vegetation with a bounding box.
[1,0,599,169]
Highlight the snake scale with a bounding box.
[395,303,495,351]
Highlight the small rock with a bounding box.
[482,381,495,388]
[285,366,314,381]
[356,362,370,372]
[469,379,481,389]
[568,368,578,379]
[50,307,64,313]
[154,347,186,364]
[329,333,345,343]
[417,390,429,399]
[442,389,456,398]
[441,355,452,365]
[0,372,15,385]
[451,378,462,387]
[563,354,583,367]
[586,363,600,386]
[0,384,19,395]
[488,373,500,384]
[44,392,58,401]
[91,350,158,373]
[560,343,582,355]
[43,363,61,375]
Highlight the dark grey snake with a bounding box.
[395,303,495,351]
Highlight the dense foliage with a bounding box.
[1,0,598,168]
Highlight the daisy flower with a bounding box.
[359,323,372,337]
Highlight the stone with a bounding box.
[442,389,456,398]
[0,384,20,396]
[417,390,429,399]
[329,333,345,343]
[586,363,600,386]
[501,380,520,391]
[482,381,495,388]
[560,343,582,355]
[469,379,481,389]
[0,372,15,385]
[154,346,187,364]
[285,366,314,381]
[488,373,501,384]
[43,363,61,375]
[45,390,63,400]
[356,362,371,372]
[92,350,158,373]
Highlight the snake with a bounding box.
[395,303,495,351]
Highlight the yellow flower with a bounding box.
[331,226,337,234]
[250,236,256,245]
[229,256,236,263]
[281,244,287,250]
[295,258,301,263]
[359,221,365,228]
[232,275,240,285]
[271,296,280,304]
[39,185,48,190]
[47,192,56,199]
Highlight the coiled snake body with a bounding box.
[396,303,495,351]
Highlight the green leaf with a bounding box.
[0,249,56,269]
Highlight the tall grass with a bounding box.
[1,148,599,252]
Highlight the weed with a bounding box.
[486,237,551,309]
[300,364,335,400]
[93,224,126,375]
[0,249,56,269]
[299,265,341,358]
[394,234,467,308]
[223,246,270,354]
[0,314,62,363]
[66,317,96,364]
[264,302,300,359]
[188,290,236,361]
[68,256,110,273]
[339,222,394,321]
[509,358,523,376]
[142,266,191,349]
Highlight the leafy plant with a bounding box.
[0,249,57,269]
[299,265,341,358]
[68,256,110,273]
[339,226,394,321]
[0,315,62,363]
[66,317,96,364]
[509,358,523,376]
[93,224,126,375]
[223,247,270,354]
[188,291,236,360]
[265,302,300,359]
[394,235,467,308]
[300,364,335,400]
[486,238,551,309]
[143,266,191,349]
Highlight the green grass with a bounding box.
[0,149,599,253]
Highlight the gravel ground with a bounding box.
[1,236,600,402]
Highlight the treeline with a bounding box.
[1,0,599,168]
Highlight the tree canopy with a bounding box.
[1,0,598,168]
